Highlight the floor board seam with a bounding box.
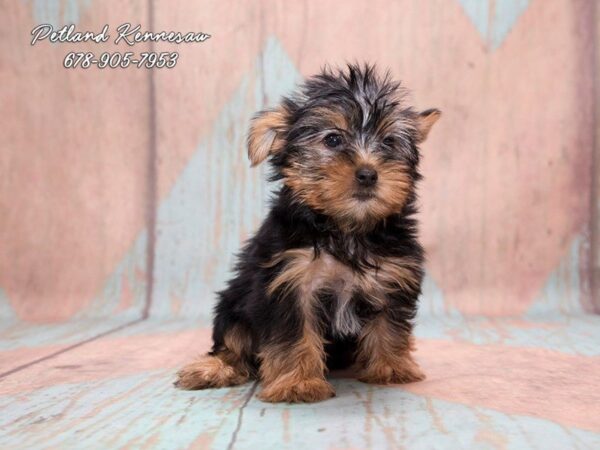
[0,316,146,379]
[226,381,259,450]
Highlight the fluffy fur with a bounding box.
[175,64,440,403]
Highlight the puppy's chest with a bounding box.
[270,248,417,337]
[310,253,368,338]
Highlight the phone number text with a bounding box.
[63,51,179,69]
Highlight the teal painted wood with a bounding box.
[414,314,600,356]
[457,0,531,49]
[0,370,254,449]
[230,380,600,450]
[4,314,598,370]
[416,236,600,356]
[2,370,599,449]
[456,0,490,43]
[0,317,136,352]
[75,231,149,320]
[526,234,590,316]
[27,0,93,26]
[0,288,16,321]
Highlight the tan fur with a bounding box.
[223,324,249,361]
[175,325,251,390]
[260,249,334,402]
[258,327,334,403]
[283,152,413,233]
[356,316,425,384]
[248,107,288,166]
[175,354,248,389]
[267,248,420,314]
[311,106,349,130]
[416,109,441,143]
[266,248,354,298]
[363,256,422,294]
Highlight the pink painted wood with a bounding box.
[0,1,152,322]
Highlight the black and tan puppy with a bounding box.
[176,64,440,403]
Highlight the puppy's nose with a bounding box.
[355,167,378,187]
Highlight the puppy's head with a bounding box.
[248,64,440,232]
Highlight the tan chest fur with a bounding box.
[267,248,420,337]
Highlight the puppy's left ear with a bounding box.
[415,109,441,144]
[247,107,288,166]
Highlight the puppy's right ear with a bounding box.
[247,107,288,166]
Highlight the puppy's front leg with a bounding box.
[257,323,335,403]
[356,311,425,385]
[256,249,335,403]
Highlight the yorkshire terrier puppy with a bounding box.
[176,64,440,403]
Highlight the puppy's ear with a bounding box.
[247,107,288,166]
[415,109,441,144]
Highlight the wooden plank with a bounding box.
[150,0,264,196]
[592,0,600,311]
[0,324,252,448]
[0,370,254,449]
[415,309,600,357]
[232,379,600,450]
[0,318,162,381]
[3,373,599,449]
[0,229,149,375]
[0,0,152,322]
[2,325,600,448]
[0,325,211,395]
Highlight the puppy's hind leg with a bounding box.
[175,324,254,390]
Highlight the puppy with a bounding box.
[176,64,440,403]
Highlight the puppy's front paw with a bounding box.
[358,363,425,385]
[258,377,335,403]
[175,355,248,390]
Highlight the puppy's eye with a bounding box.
[324,133,343,148]
[383,136,395,146]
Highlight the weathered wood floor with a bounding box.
[2,315,599,449]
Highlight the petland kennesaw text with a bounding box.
[30,23,211,46]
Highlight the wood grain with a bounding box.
[0,0,152,322]
[592,0,600,312]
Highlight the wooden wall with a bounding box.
[0,0,597,324]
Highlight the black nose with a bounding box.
[355,167,378,187]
